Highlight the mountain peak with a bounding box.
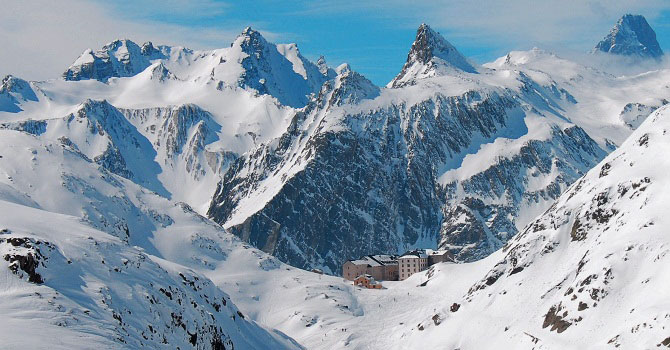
[237,27,266,44]
[317,63,379,107]
[63,38,167,82]
[232,26,272,56]
[1,75,35,98]
[593,14,663,59]
[0,75,38,112]
[316,55,330,75]
[241,26,258,36]
[390,23,477,88]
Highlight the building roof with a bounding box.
[399,249,428,259]
[347,254,398,266]
[349,256,380,267]
[368,254,398,265]
[354,274,380,284]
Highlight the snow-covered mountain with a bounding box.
[63,39,171,81]
[2,18,670,349]
[0,75,38,113]
[593,14,664,59]
[1,27,339,212]
[390,23,478,87]
[0,128,307,349]
[208,23,670,272]
[63,28,333,108]
[4,22,670,274]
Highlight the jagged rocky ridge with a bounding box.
[208,25,607,272]
[62,28,333,108]
[594,14,664,59]
[63,40,173,81]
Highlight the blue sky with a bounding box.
[3,0,670,85]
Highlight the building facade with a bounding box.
[344,250,452,281]
[343,255,398,281]
[427,249,454,265]
[398,250,429,280]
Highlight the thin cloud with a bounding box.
[0,0,244,80]
[287,0,669,49]
[3,0,670,82]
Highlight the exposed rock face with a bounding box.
[390,23,477,88]
[208,43,605,273]
[1,236,50,284]
[147,62,177,82]
[439,124,605,260]
[594,14,663,59]
[121,103,231,183]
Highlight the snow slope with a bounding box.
[397,104,670,349]
[0,129,302,349]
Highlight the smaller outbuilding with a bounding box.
[426,249,455,265]
[353,274,383,289]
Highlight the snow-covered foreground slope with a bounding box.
[0,200,300,350]
[212,251,500,349]
[394,104,670,349]
[0,129,304,349]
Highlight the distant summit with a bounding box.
[231,27,334,107]
[389,23,477,88]
[593,14,663,59]
[63,39,171,82]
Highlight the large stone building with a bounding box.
[398,250,429,280]
[343,250,453,281]
[398,249,454,280]
[342,255,399,281]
